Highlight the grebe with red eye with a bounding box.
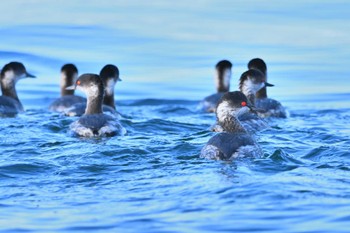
[66,73,126,137]
[64,64,121,118]
[237,68,273,133]
[201,91,262,160]
[49,64,86,112]
[211,69,271,134]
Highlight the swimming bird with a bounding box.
[200,60,233,112]
[239,68,273,107]
[201,91,261,160]
[64,64,121,117]
[48,64,86,112]
[67,73,125,137]
[0,62,35,115]
[238,69,272,133]
[211,69,271,134]
[248,58,287,118]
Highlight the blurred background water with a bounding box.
[0,1,350,232]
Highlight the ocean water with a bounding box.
[1,1,350,232]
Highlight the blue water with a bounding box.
[1,1,350,232]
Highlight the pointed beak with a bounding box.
[246,103,253,110]
[249,107,259,115]
[65,85,76,90]
[245,101,259,114]
[26,72,36,78]
[117,77,122,82]
[265,82,274,87]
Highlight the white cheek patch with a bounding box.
[60,74,66,88]
[87,84,100,98]
[60,73,78,88]
[77,84,99,98]
[72,74,78,82]
[258,82,265,90]
[252,80,265,92]
[2,70,16,87]
[242,78,264,94]
[223,69,231,89]
[216,101,232,121]
[105,79,115,96]
[241,79,254,94]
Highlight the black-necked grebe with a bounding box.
[200,60,233,113]
[248,58,287,118]
[201,91,261,160]
[0,62,35,115]
[66,73,126,137]
[48,64,86,112]
[65,64,121,118]
[211,69,271,134]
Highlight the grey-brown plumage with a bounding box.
[65,64,121,117]
[215,60,233,92]
[248,58,267,99]
[68,73,125,137]
[49,64,86,112]
[239,68,272,106]
[0,62,35,115]
[247,58,287,118]
[237,69,272,132]
[201,91,261,160]
[200,60,233,113]
[210,69,270,134]
[100,64,121,110]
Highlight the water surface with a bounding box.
[0,1,350,232]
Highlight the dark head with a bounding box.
[1,61,35,81]
[247,58,268,98]
[61,63,78,77]
[100,64,120,81]
[99,64,121,93]
[99,64,121,109]
[60,63,78,96]
[247,58,267,75]
[239,69,273,93]
[215,60,233,93]
[1,62,35,99]
[67,74,103,98]
[216,91,252,121]
[66,73,104,114]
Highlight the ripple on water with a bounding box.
[0,96,349,233]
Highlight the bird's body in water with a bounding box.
[0,62,35,116]
[200,60,233,113]
[248,58,287,118]
[48,64,86,112]
[67,73,126,137]
[201,91,262,160]
[65,64,121,118]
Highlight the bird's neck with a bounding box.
[240,83,256,106]
[1,78,19,101]
[103,93,116,110]
[218,115,247,133]
[60,74,75,96]
[256,87,267,99]
[84,88,104,115]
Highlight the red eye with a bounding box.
[241,101,247,106]
[76,80,81,85]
